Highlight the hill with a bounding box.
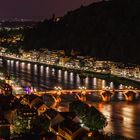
[23,0,140,64]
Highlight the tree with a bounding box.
[79,59,86,68]
[85,106,107,131]
[32,115,50,135]
[13,116,31,134]
[5,46,20,55]
[13,111,37,135]
[69,100,107,131]
[69,100,89,120]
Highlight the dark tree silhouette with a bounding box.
[69,100,107,131]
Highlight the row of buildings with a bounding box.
[20,49,140,81]
[1,47,140,82]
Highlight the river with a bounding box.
[1,58,140,140]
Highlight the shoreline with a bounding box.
[1,55,140,88]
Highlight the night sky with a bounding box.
[0,0,99,20]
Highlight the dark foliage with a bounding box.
[23,0,140,63]
[69,100,107,130]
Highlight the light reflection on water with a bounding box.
[91,102,140,140]
[1,59,140,139]
[58,101,140,139]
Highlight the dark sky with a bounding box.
[0,0,99,20]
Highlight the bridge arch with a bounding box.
[100,91,114,102]
[123,91,136,101]
[15,89,140,104]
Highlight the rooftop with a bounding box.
[44,108,58,120]
[59,112,77,120]
[60,119,81,134]
[23,94,42,103]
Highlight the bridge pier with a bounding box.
[51,94,61,109]
[100,91,113,102]
[80,94,87,102]
[75,91,87,102]
[27,89,140,103]
[123,92,136,101]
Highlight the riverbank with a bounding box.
[82,71,140,88]
[1,55,140,88]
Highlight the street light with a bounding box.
[54,86,62,95]
[78,86,87,95]
[78,86,87,90]
[54,86,62,90]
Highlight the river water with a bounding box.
[1,59,140,140]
